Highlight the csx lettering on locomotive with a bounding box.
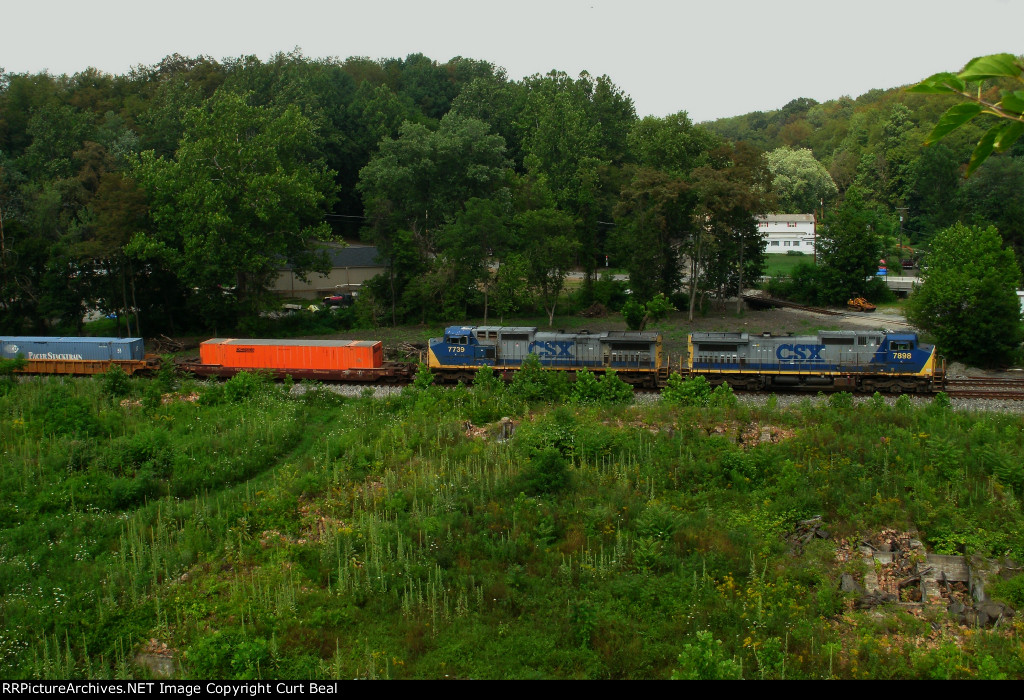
[529,341,574,357]
[775,344,826,361]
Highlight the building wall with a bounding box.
[758,215,816,254]
[271,267,385,299]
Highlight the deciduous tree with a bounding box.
[906,223,1023,367]
[132,91,337,326]
[765,146,837,214]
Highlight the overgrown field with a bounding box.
[1,367,1023,679]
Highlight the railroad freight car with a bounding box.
[181,338,411,383]
[688,330,944,393]
[428,326,667,386]
[0,336,156,375]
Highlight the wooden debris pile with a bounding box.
[788,515,829,555]
[387,342,425,362]
[463,417,517,442]
[148,335,187,353]
[835,528,1018,627]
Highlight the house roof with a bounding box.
[757,214,816,223]
[278,243,383,270]
[323,244,382,268]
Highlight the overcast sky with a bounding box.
[3,0,1021,122]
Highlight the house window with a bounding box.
[792,241,799,247]
[771,241,780,247]
[784,241,791,247]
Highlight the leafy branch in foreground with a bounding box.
[909,53,1024,175]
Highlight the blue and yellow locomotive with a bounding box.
[428,326,666,386]
[687,330,944,393]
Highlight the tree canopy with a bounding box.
[131,91,337,326]
[765,146,837,214]
[906,223,1023,367]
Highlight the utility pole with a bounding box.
[895,206,908,272]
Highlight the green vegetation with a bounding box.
[2,370,1024,679]
[2,51,1023,337]
[909,53,1024,175]
[906,223,1024,367]
[765,188,897,306]
[764,253,812,277]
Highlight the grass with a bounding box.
[2,367,1024,679]
[764,253,814,277]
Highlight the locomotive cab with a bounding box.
[429,326,495,367]
[880,333,921,372]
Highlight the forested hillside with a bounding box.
[704,83,1024,255]
[1,51,1021,336]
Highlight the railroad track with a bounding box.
[944,377,1024,400]
[741,294,844,316]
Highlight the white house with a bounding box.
[757,214,816,254]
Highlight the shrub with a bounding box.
[621,299,645,331]
[510,354,571,403]
[671,630,743,680]
[827,391,854,410]
[224,370,271,402]
[32,385,100,437]
[102,365,131,398]
[662,373,712,406]
[599,370,634,404]
[710,382,737,408]
[413,363,435,390]
[472,364,503,395]
[524,447,569,495]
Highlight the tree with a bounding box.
[765,146,838,214]
[956,155,1024,261]
[622,292,674,331]
[613,167,692,302]
[516,208,579,326]
[906,143,961,244]
[906,223,1023,367]
[490,252,530,324]
[814,187,886,304]
[438,197,513,321]
[131,91,337,326]
[688,143,774,318]
[909,53,1024,175]
[358,112,511,324]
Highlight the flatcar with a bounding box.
[428,325,667,387]
[179,338,412,383]
[1,336,158,375]
[687,330,944,393]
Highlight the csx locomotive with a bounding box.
[688,330,943,393]
[428,325,666,387]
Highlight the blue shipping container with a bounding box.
[0,337,145,362]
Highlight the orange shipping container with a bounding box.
[199,339,383,371]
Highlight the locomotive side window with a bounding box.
[891,341,911,351]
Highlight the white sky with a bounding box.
[3,0,1022,122]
